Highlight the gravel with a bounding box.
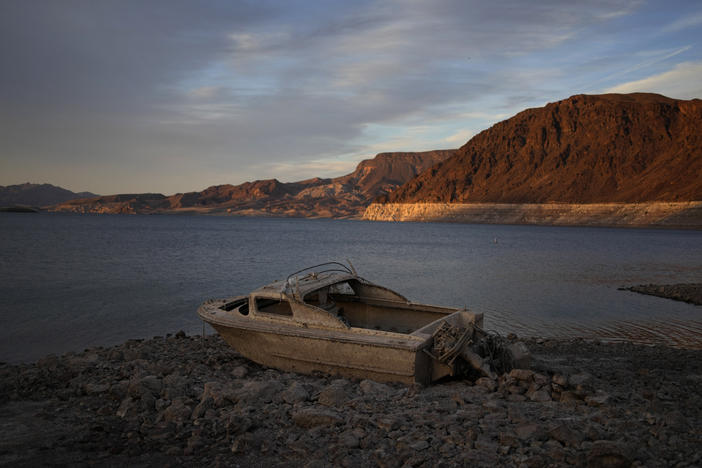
[1,332,701,467]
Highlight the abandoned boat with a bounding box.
[199,262,523,385]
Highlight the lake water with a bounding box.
[1,212,701,363]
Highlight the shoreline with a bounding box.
[2,333,701,466]
[362,201,702,229]
[10,201,702,229]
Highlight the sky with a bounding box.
[1,0,701,195]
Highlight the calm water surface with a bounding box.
[1,212,701,362]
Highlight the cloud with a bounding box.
[605,61,702,99]
[661,11,702,33]
[444,129,475,145]
[591,46,692,88]
[261,159,360,182]
[186,86,225,99]
[0,0,673,194]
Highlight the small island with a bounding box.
[620,283,702,306]
[0,206,39,213]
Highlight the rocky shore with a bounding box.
[2,333,701,467]
[620,284,702,306]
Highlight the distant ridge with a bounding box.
[0,183,97,208]
[49,151,454,217]
[378,93,702,204]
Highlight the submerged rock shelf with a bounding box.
[1,333,701,466]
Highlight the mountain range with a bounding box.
[364,93,702,227]
[47,151,454,217]
[7,93,702,226]
[378,93,701,204]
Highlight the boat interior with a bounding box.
[307,278,466,335]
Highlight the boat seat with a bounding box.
[319,301,350,325]
[320,301,339,314]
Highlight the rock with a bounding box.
[560,391,581,403]
[232,366,248,379]
[515,423,543,441]
[508,369,534,382]
[587,441,632,468]
[527,390,552,402]
[84,383,110,395]
[139,390,156,412]
[36,354,60,370]
[66,353,99,370]
[282,381,309,404]
[376,417,399,431]
[585,392,611,407]
[552,374,568,386]
[475,377,497,392]
[543,440,567,463]
[225,413,253,437]
[498,431,519,448]
[569,372,593,388]
[231,433,261,453]
[410,440,429,451]
[200,381,239,406]
[532,373,550,388]
[474,435,499,452]
[663,411,689,432]
[128,375,162,398]
[162,374,189,400]
[339,430,360,448]
[237,380,284,404]
[191,397,214,419]
[547,424,582,447]
[482,399,505,411]
[317,385,349,407]
[292,408,343,428]
[162,398,192,423]
[116,397,139,419]
[185,434,205,455]
[110,380,129,400]
[155,398,170,412]
[359,379,391,397]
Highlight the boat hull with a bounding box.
[209,323,432,385]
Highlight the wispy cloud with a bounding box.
[661,11,702,33]
[590,45,692,88]
[258,159,360,182]
[605,61,702,99]
[186,86,224,99]
[444,129,475,145]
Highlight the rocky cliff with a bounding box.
[365,93,702,227]
[49,151,454,217]
[378,93,702,204]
